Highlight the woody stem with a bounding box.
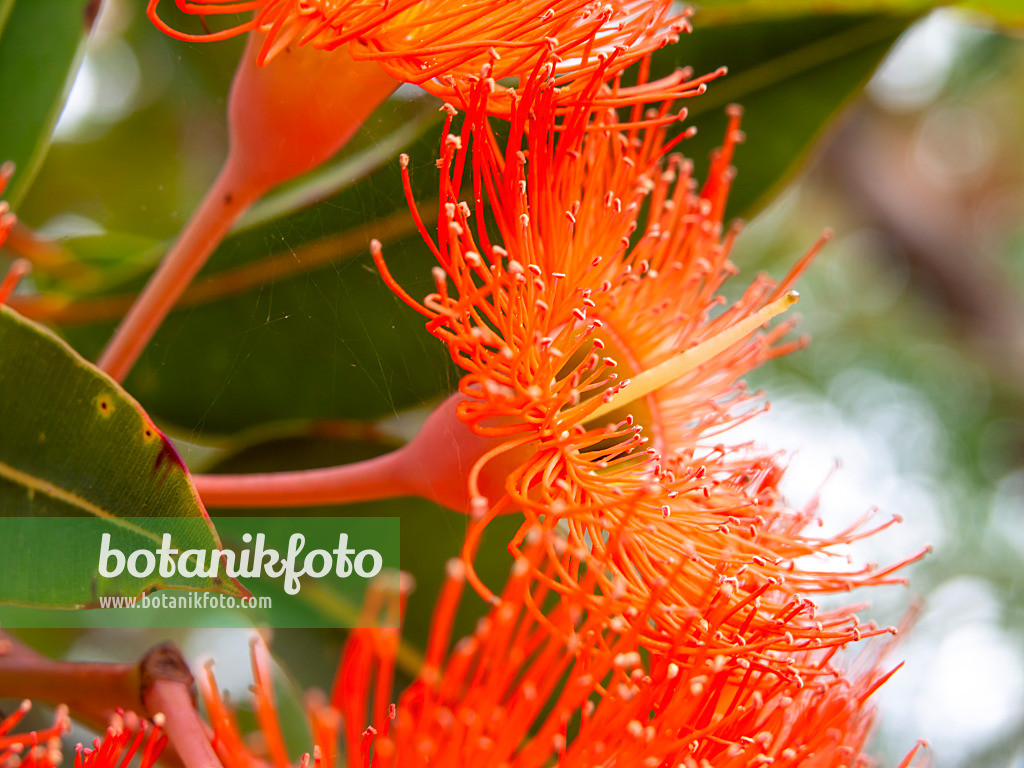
[194,446,414,508]
[0,633,218,768]
[0,632,142,727]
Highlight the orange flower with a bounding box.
[0,701,165,768]
[192,65,925,672]
[147,0,693,113]
[362,560,927,768]
[199,556,925,768]
[371,72,928,668]
[0,161,13,242]
[0,162,30,308]
[106,0,708,384]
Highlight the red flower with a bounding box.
[200,556,926,767]
[372,71,927,671]
[0,701,165,768]
[108,0,710,384]
[189,63,926,676]
[147,0,694,114]
[0,162,28,309]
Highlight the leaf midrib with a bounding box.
[0,458,163,545]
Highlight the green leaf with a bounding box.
[656,13,914,217]
[0,305,244,608]
[957,0,1024,25]
[694,1,1023,29]
[0,0,96,207]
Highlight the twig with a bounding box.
[141,644,224,768]
[0,632,221,768]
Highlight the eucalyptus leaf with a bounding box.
[963,0,1024,25]
[0,305,243,608]
[0,0,96,207]
[660,13,914,217]
[695,1,1022,29]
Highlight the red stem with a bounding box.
[144,679,223,768]
[96,38,398,383]
[194,445,415,508]
[97,163,257,382]
[193,391,520,514]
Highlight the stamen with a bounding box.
[0,259,30,307]
[584,291,799,423]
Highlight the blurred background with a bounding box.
[731,11,1024,764]
[1,1,1023,765]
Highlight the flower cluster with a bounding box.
[56,0,926,764]
[147,0,693,112]
[0,701,165,768]
[176,7,924,764]
[375,70,926,679]
[201,545,925,767]
[0,162,29,308]
[103,0,708,383]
